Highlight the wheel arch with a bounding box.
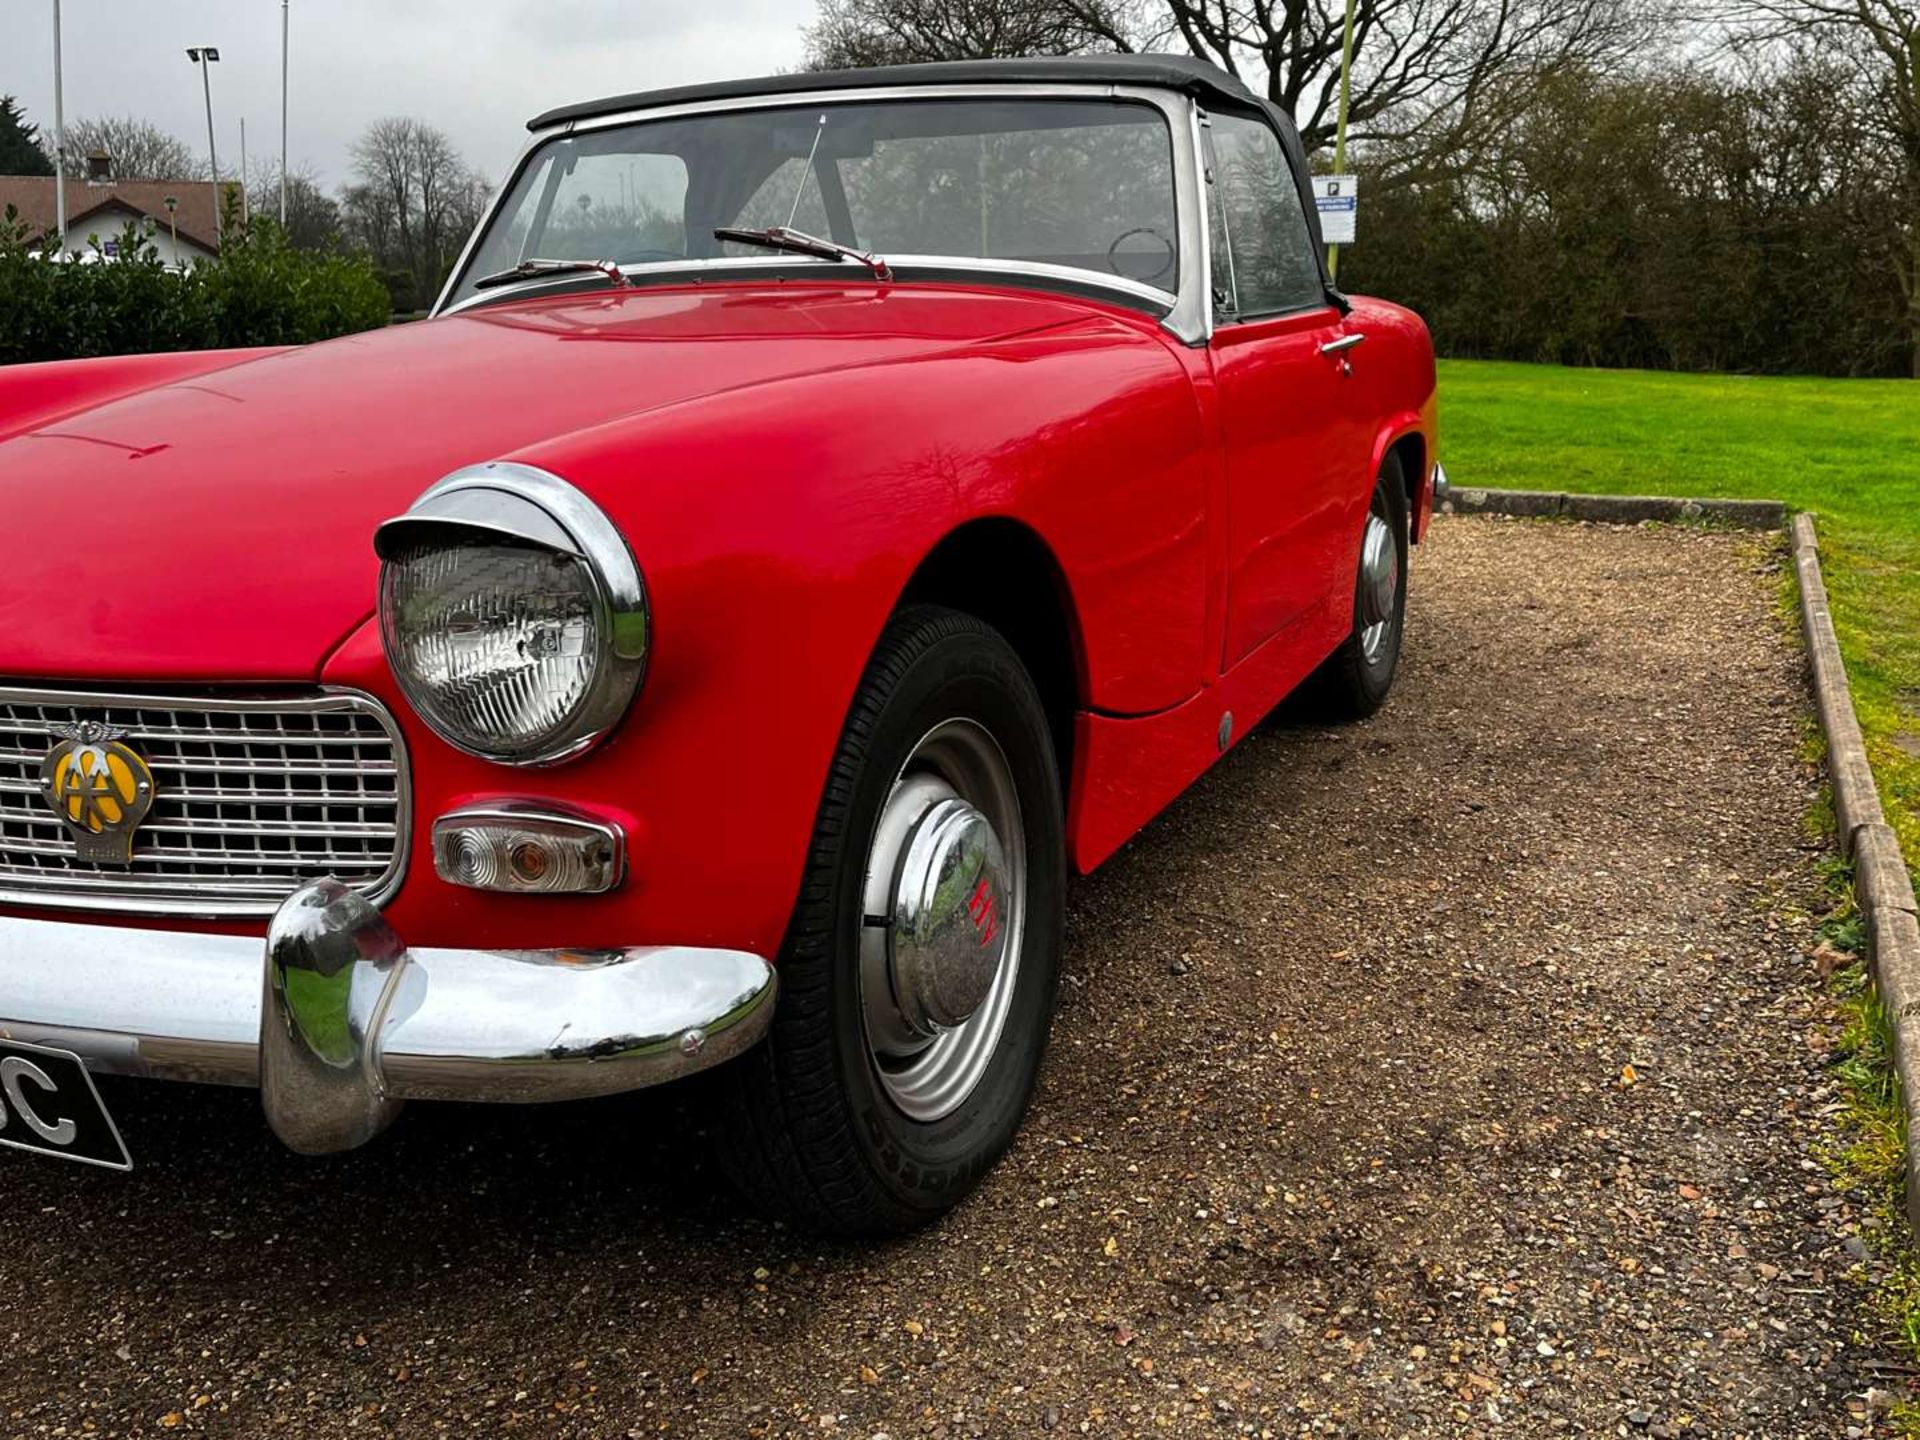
[895,517,1087,800]
[1373,422,1428,543]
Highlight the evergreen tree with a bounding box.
[0,96,55,177]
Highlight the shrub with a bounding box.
[0,207,391,366]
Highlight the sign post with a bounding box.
[1314,175,1358,247]
[1327,0,1359,279]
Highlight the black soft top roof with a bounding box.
[530,54,1269,132]
[523,54,1341,306]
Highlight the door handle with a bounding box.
[1319,333,1366,356]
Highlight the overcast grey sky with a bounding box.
[5,0,814,190]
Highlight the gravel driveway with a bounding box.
[0,518,1893,1438]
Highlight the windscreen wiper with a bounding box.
[471,257,631,291]
[713,226,892,282]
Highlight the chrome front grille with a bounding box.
[0,686,409,916]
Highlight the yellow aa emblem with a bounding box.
[39,722,157,866]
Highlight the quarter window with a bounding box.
[485,144,689,266]
[1207,112,1325,319]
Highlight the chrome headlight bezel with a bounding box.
[374,462,650,766]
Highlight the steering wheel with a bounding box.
[616,247,686,264]
[1106,227,1176,284]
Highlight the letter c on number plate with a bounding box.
[0,1055,78,1146]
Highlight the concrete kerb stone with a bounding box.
[1561,493,1686,524]
[1440,487,1786,530]
[1446,487,1567,519]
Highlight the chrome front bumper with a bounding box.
[0,877,776,1154]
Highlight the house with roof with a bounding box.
[0,168,225,266]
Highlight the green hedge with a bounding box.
[0,208,391,366]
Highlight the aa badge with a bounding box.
[39,721,157,866]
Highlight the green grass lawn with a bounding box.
[1437,358,1920,880]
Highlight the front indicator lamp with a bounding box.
[432,805,625,895]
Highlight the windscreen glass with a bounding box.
[455,97,1179,303]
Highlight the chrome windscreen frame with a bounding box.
[431,83,1215,345]
[0,685,411,918]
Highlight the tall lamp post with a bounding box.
[51,0,66,254]
[162,195,178,259]
[280,0,290,227]
[186,46,221,247]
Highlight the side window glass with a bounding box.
[1207,112,1324,319]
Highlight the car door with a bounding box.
[1204,110,1370,671]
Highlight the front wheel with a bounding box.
[710,606,1065,1236]
[1305,453,1409,719]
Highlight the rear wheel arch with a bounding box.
[1385,431,1425,541]
[896,518,1085,800]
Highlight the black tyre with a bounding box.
[1305,453,1409,719]
[711,605,1066,1236]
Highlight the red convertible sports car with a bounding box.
[0,56,1438,1234]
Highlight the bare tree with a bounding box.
[349,117,423,280]
[244,159,343,251]
[446,170,496,245]
[1136,0,1655,158]
[340,181,398,259]
[804,0,1657,178]
[343,118,486,302]
[407,123,468,293]
[1722,0,1919,374]
[53,115,204,180]
[808,0,1130,65]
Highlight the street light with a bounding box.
[280,1,290,228]
[186,46,221,247]
[162,194,177,257]
[51,1,66,253]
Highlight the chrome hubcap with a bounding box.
[860,719,1025,1123]
[1358,509,1399,664]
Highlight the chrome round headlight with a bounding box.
[374,463,649,765]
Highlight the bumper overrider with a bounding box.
[0,877,777,1154]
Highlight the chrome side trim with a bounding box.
[375,462,651,767]
[1194,107,1232,326]
[1164,95,1211,344]
[0,685,410,918]
[0,880,779,1154]
[433,83,1209,342]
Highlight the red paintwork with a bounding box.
[0,280,1435,960]
[0,348,292,445]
